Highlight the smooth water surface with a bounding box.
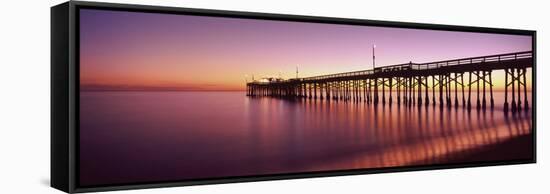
[79,91,533,186]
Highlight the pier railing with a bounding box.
[299,51,532,81]
[248,51,531,84]
[246,51,533,114]
[414,51,532,70]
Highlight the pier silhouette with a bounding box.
[246,51,532,114]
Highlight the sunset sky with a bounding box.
[80,9,532,91]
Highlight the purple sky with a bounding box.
[80,9,532,91]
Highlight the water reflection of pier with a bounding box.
[246,51,532,114]
[244,97,533,171]
[243,95,532,172]
[317,108,532,169]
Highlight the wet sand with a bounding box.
[451,134,533,163]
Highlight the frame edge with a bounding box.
[51,1,71,193]
[64,1,537,193]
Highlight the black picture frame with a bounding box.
[51,1,536,193]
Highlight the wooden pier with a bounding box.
[246,51,533,114]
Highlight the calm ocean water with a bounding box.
[79,91,533,186]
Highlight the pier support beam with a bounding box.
[389,78,393,105]
[523,68,529,112]
[401,77,409,105]
[511,69,517,113]
[382,78,386,105]
[476,71,481,110]
[425,76,429,107]
[367,79,371,103]
[517,69,522,111]
[482,71,487,110]
[446,74,451,108]
[417,76,423,106]
[374,78,379,105]
[453,73,458,108]
[395,77,401,106]
[504,69,509,113]
[363,80,367,102]
[467,72,472,110]
[439,75,445,108]
[407,77,414,107]
[461,73,465,108]
[432,76,436,107]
